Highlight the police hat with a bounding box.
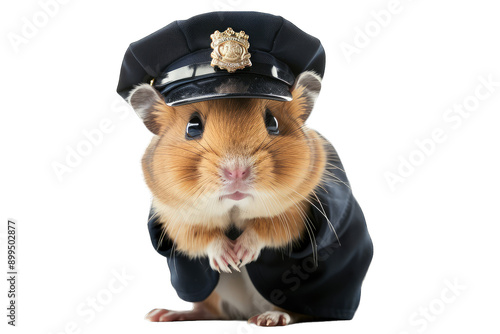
[116,11,325,106]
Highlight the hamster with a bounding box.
[128,71,359,326]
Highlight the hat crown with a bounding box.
[211,28,249,42]
[117,11,326,105]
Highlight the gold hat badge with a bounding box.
[210,28,252,73]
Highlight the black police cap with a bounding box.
[116,11,325,106]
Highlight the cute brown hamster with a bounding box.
[129,72,333,325]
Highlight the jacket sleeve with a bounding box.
[245,136,373,320]
[147,209,220,302]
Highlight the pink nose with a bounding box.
[223,167,251,181]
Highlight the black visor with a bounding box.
[152,50,295,106]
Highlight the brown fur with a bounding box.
[133,72,329,325]
[141,88,327,258]
[196,290,224,319]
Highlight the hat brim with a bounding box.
[159,75,293,107]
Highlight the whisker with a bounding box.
[279,184,341,246]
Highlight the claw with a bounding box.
[225,254,241,272]
[248,311,291,326]
[234,232,263,267]
[207,237,241,273]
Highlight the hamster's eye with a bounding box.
[265,109,279,135]
[185,113,203,140]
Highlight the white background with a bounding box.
[1,0,500,333]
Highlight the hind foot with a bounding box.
[145,307,220,322]
[248,311,291,326]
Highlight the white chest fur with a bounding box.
[215,266,274,319]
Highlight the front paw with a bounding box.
[206,237,240,273]
[234,230,264,267]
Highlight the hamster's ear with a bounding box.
[290,71,322,122]
[128,84,172,135]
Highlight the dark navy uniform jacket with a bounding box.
[147,139,373,320]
